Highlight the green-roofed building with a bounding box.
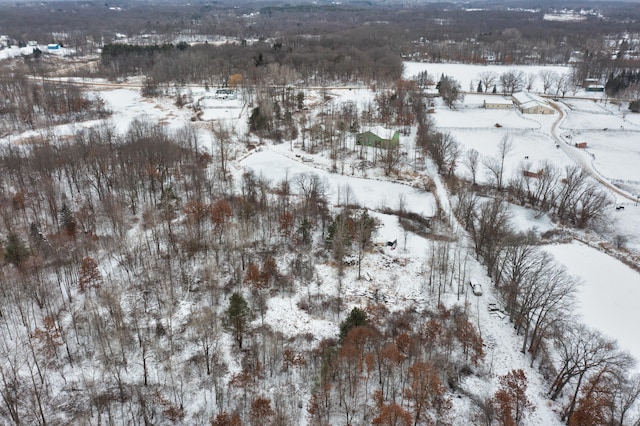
[355,129,400,149]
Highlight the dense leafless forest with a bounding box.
[1,0,640,425]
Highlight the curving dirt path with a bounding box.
[549,101,639,203]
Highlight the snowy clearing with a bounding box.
[241,148,437,217]
[544,241,640,371]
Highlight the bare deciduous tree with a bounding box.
[478,71,498,95]
[470,197,512,275]
[500,70,526,94]
[465,148,480,186]
[539,70,558,94]
[211,122,233,182]
[498,246,577,361]
[484,135,513,191]
[549,324,634,422]
[425,131,461,176]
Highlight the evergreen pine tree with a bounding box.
[4,233,29,266]
[60,203,77,238]
[224,292,253,348]
[339,307,367,341]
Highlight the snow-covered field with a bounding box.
[544,242,640,370]
[403,62,573,94]
[560,109,629,130]
[99,88,192,132]
[559,130,640,190]
[449,128,575,183]
[431,100,540,129]
[241,148,437,217]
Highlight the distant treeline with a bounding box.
[3,0,640,69]
[101,43,177,59]
[98,32,404,86]
[100,43,185,76]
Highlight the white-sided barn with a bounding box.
[512,91,554,114]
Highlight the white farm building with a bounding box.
[483,97,513,109]
[512,92,554,114]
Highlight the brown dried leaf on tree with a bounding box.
[569,371,615,426]
[492,369,535,426]
[184,199,209,223]
[405,360,451,424]
[210,199,233,239]
[244,263,263,288]
[210,412,242,426]
[283,348,306,371]
[250,396,275,426]
[278,211,295,238]
[32,315,64,358]
[372,392,413,426]
[79,256,102,292]
[454,315,485,365]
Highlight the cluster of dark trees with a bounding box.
[561,51,640,101]
[100,43,177,76]
[0,74,109,136]
[0,118,298,422]
[437,74,464,108]
[509,161,611,228]
[605,69,640,97]
[0,109,474,424]
[100,30,403,86]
